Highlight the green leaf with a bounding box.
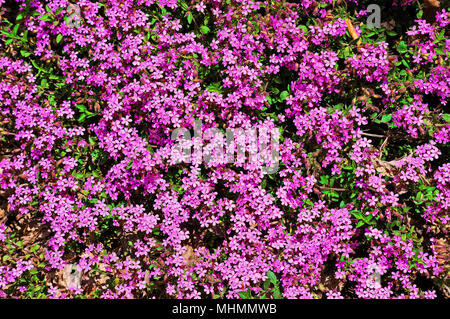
[200,25,210,34]
[364,214,376,225]
[272,287,282,299]
[187,12,193,24]
[31,60,47,74]
[435,48,444,55]
[126,160,133,169]
[401,59,410,68]
[442,114,450,123]
[76,104,87,112]
[49,74,62,80]
[267,270,277,285]
[330,190,339,198]
[178,0,188,11]
[206,82,221,93]
[78,113,87,123]
[298,25,308,33]
[12,24,20,36]
[30,244,40,253]
[40,79,49,89]
[39,14,52,22]
[16,12,25,21]
[238,290,251,299]
[381,114,392,123]
[280,91,289,101]
[263,279,270,291]
[56,34,63,43]
[20,50,31,57]
[0,29,11,37]
[319,175,329,185]
[397,41,407,54]
[350,210,363,219]
[436,29,445,41]
[386,30,397,36]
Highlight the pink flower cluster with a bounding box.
[0,0,448,299]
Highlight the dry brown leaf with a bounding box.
[372,158,398,177]
[345,18,361,47]
[434,238,449,272]
[424,0,440,8]
[381,19,396,31]
[182,245,198,266]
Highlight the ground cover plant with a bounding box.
[0,0,448,299]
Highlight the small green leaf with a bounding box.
[351,210,363,219]
[39,14,52,22]
[30,244,40,253]
[178,0,188,11]
[267,270,277,285]
[397,41,407,54]
[263,279,270,291]
[280,91,289,101]
[56,34,63,43]
[381,114,392,122]
[330,190,339,198]
[386,30,397,36]
[49,74,62,80]
[238,290,251,299]
[435,48,444,55]
[272,287,282,299]
[298,25,308,33]
[20,50,31,57]
[401,59,410,68]
[76,104,87,112]
[319,175,329,185]
[442,114,450,123]
[200,25,210,34]
[12,24,20,36]
[40,79,49,89]
[78,113,87,123]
